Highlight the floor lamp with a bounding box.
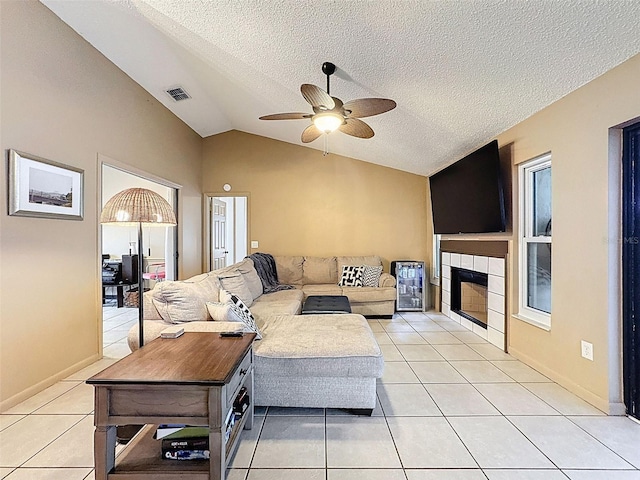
[100,187,177,348]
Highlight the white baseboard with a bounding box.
[0,354,101,412]
[508,346,624,415]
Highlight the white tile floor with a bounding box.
[1,308,640,479]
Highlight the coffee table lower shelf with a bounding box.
[113,425,208,478]
[109,417,248,479]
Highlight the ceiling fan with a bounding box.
[259,62,396,144]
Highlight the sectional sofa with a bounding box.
[126,255,393,411]
[272,255,397,317]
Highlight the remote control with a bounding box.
[220,331,244,337]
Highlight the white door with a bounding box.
[210,195,248,271]
[212,198,228,270]
[101,164,178,282]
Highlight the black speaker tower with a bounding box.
[121,254,139,284]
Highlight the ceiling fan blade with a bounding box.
[301,124,323,143]
[259,113,312,120]
[313,97,345,115]
[331,96,344,110]
[301,84,335,110]
[339,118,374,139]
[343,98,396,118]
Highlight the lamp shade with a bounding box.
[100,188,176,226]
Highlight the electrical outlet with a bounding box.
[251,241,259,249]
[581,340,593,361]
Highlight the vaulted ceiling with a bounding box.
[42,0,640,176]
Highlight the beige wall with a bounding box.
[0,1,203,409]
[202,131,429,273]
[495,53,640,412]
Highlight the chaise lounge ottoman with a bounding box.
[253,313,384,414]
[301,295,352,314]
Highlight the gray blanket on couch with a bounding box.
[249,252,295,294]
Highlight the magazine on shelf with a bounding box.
[154,424,186,440]
[162,436,208,451]
[163,449,210,461]
[155,425,209,440]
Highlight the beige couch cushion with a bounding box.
[253,289,304,304]
[210,263,242,277]
[237,258,264,299]
[254,314,384,377]
[341,286,397,303]
[250,289,304,321]
[257,314,382,358]
[303,256,338,285]
[143,290,163,320]
[302,284,343,297]
[151,273,219,323]
[216,270,253,306]
[274,256,304,285]
[251,300,302,321]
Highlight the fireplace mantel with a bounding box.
[440,240,508,258]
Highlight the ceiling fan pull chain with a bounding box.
[323,134,330,156]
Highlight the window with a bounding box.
[432,234,441,283]
[518,154,552,329]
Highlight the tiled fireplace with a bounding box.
[452,268,489,326]
[441,241,507,350]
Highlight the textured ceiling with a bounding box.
[42,0,640,176]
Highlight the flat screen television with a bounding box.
[429,140,506,234]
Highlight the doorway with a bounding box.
[207,195,248,271]
[622,122,640,420]
[101,163,178,354]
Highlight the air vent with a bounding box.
[165,86,191,102]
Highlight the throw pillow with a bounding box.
[206,301,232,321]
[338,265,364,287]
[218,288,234,304]
[237,259,264,299]
[216,290,262,340]
[362,265,383,287]
[151,275,218,323]
[216,270,254,307]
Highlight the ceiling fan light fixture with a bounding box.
[313,112,343,133]
[260,63,395,142]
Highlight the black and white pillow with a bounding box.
[228,293,262,340]
[362,265,383,287]
[339,265,364,287]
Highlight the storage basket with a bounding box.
[124,287,150,308]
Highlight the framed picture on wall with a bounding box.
[8,149,84,220]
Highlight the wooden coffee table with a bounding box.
[87,332,255,480]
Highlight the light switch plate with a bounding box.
[251,241,259,249]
